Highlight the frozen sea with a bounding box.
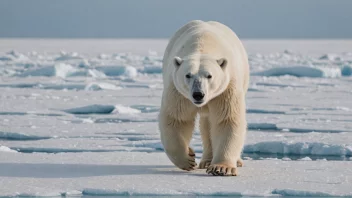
[0,39,352,197]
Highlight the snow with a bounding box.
[0,39,352,196]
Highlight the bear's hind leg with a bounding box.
[199,115,212,169]
[159,113,197,171]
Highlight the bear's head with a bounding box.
[172,54,230,107]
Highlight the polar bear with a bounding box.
[158,20,249,176]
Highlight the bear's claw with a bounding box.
[200,159,243,170]
[206,164,237,176]
[176,147,197,171]
[188,147,196,157]
[198,160,211,169]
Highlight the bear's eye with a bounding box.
[185,74,191,79]
[207,75,212,79]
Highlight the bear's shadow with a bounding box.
[0,163,210,178]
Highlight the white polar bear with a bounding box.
[158,20,249,176]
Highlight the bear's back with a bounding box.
[162,20,206,67]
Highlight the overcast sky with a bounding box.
[1,0,351,39]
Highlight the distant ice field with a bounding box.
[0,39,352,197]
[1,39,352,55]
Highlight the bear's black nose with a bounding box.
[192,92,205,101]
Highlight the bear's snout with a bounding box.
[192,91,205,102]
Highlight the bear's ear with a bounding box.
[217,58,227,68]
[174,56,183,67]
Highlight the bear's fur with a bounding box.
[159,20,249,176]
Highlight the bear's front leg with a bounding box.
[206,121,246,176]
[199,115,213,169]
[205,88,247,176]
[159,113,197,171]
[205,121,246,176]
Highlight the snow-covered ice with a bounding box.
[0,145,17,153]
[0,152,351,197]
[0,39,352,197]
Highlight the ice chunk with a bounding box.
[63,104,115,114]
[248,123,278,130]
[113,104,141,114]
[244,141,352,156]
[55,52,82,61]
[62,190,82,196]
[0,55,12,61]
[88,69,107,78]
[0,68,17,76]
[272,189,333,197]
[341,65,352,76]
[0,131,50,141]
[252,66,341,78]
[124,66,138,77]
[6,50,29,61]
[15,192,62,197]
[18,63,80,78]
[298,157,312,161]
[98,53,110,59]
[319,54,342,61]
[247,109,285,114]
[81,118,94,124]
[55,63,79,78]
[0,146,17,153]
[140,66,162,74]
[85,82,121,91]
[130,105,160,113]
[78,59,90,68]
[82,189,130,196]
[96,66,138,77]
[18,66,56,77]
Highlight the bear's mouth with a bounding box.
[194,101,203,105]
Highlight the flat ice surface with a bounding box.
[0,39,352,197]
[1,152,351,197]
